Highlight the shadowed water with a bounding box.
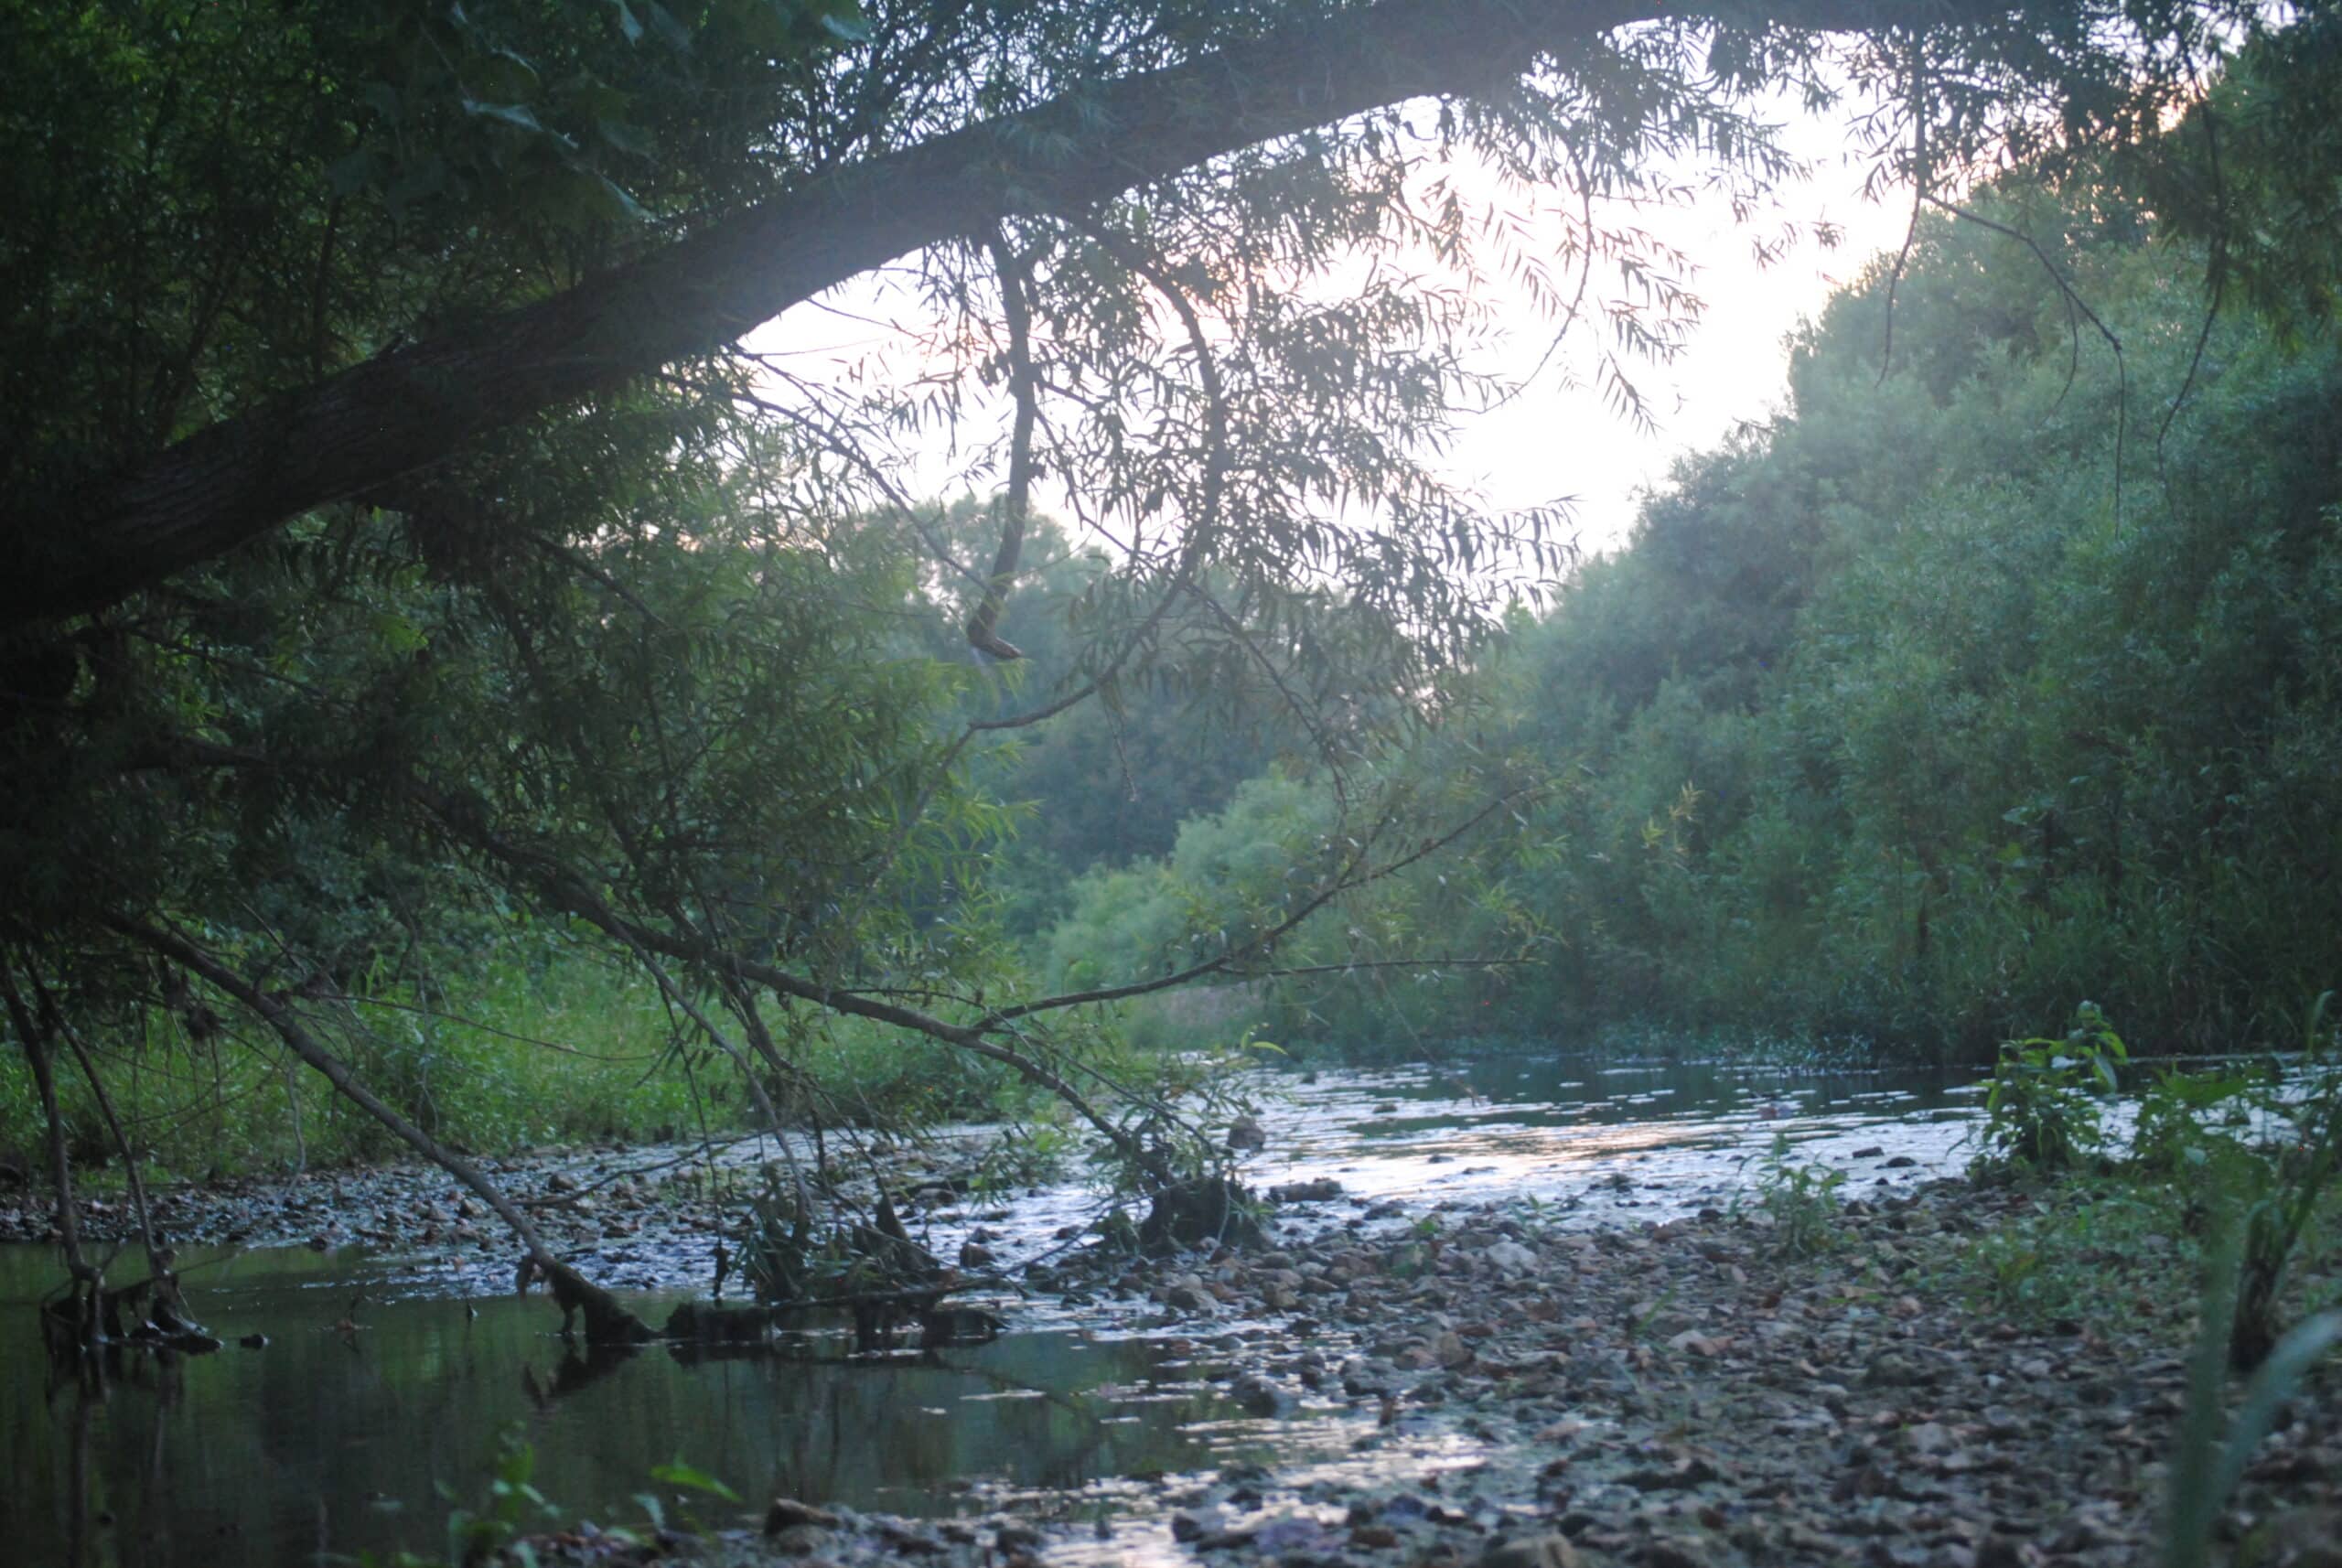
[0,1243,1303,1566]
[0,1054,1993,1565]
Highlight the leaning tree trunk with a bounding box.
[114,918,655,1345]
[0,951,104,1351]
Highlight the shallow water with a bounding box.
[1240,1056,1986,1221]
[0,1244,1313,1566]
[0,1054,1993,1565]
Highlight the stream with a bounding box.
[1,1055,1995,1566]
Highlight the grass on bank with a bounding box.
[0,935,1056,1181]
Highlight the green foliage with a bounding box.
[2139,10,2342,345]
[2164,1225,2342,1568]
[2130,1065,2262,1179]
[433,1425,560,1568]
[1975,1004,2129,1173]
[1746,1133,1846,1257]
[1186,114,2342,1060]
[1958,1177,2175,1326]
[1043,770,1332,998]
[0,0,860,496]
[1080,1033,1282,1201]
[361,1427,744,1567]
[2104,1051,2342,1367]
[2230,1076,2342,1369]
[5,0,2337,1207]
[645,1458,742,1505]
[1951,1058,2342,1351]
[5,0,1644,1194]
[0,938,701,1174]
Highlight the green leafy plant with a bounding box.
[2230,1080,2342,1369]
[1974,1003,2129,1173]
[2130,1066,2261,1178]
[2297,989,2337,1064]
[1954,1178,2174,1326]
[2162,1223,2341,1568]
[363,1430,743,1567]
[389,1425,563,1568]
[1747,1133,1847,1256]
[636,1458,743,1540]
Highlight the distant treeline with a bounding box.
[1023,96,2342,1060]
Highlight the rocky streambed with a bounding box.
[5,1060,2337,1568]
[0,1056,1982,1297]
[659,1176,2340,1568]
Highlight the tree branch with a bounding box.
[991,783,1534,1019]
[965,231,1038,661]
[107,916,560,1267]
[16,0,2007,623]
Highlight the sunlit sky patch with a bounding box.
[747,96,1917,575]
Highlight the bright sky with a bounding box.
[749,96,1917,572]
[1445,113,1916,556]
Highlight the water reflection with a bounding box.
[0,1052,2003,1565]
[0,1245,1278,1568]
[1244,1056,1987,1219]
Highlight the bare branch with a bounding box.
[2157,104,2227,463]
[991,784,1537,1020]
[108,917,560,1267]
[1878,32,1930,386]
[1923,191,2128,524]
[965,232,1038,661]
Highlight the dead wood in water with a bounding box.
[4,949,106,1354]
[518,1256,656,1346]
[1139,1174,1263,1253]
[661,1300,777,1343]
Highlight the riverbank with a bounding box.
[504,1172,2336,1568]
[0,1055,1987,1296]
[6,1070,2335,1568]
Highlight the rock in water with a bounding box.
[1269,1177,1343,1203]
[917,1305,1006,1348]
[1139,1175,1262,1251]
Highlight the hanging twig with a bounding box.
[1924,193,2128,526]
[2156,104,2227,465]
[988,782,1535,1020]
[965,231,1039,661]
[1878,33,1930,387]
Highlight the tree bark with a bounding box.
[12,0,2003,623]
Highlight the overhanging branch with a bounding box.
[16,0,2010,624]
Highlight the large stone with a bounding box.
[764,1498,842,1535]
[1486,1240,1540,1274]
[1482,1533,1584,1568]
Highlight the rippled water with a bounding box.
[1236,1056,1985,1220]
[0,1054,1993,1565]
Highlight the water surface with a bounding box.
[1,1053,1994,1564]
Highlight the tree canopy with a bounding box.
[1072,26,2342,1060]
[0,0,2306,1286]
